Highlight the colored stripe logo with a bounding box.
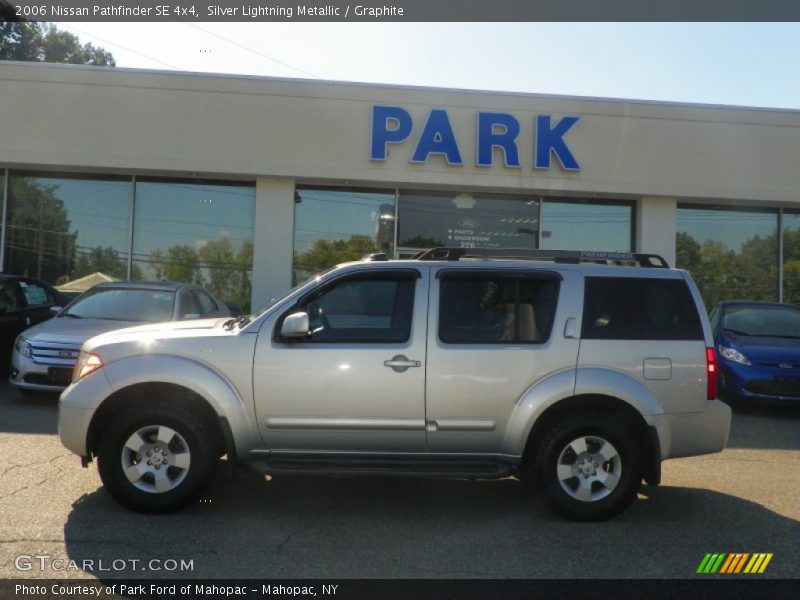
[697,553,773,574]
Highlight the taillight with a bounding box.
[706,347,717,400]
[74,352,104,381]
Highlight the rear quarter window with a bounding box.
[582,277,703,341]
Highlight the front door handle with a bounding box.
[384,354,421,373]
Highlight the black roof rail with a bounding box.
[413,247,669,268]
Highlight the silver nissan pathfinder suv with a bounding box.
[58,248,731,521]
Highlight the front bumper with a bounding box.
[719,360,800,402]
[58,371,112,457]
[10,349,74,392]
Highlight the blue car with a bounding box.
[710,301,800,402]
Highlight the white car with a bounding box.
[11,281,229,393]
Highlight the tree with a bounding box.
[147,238,254,311]
[150,245,203,285]
[5,177,77,282]
[199,237,253,311]
[676,232,783,307]
[401,236,443,249]
[73,245,142,281]
[675,232,702,274]
[293,235,378,284]
[0,19,115,65]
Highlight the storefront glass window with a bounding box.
[131,180,255,312]
[540,199,634,252]
[784,211,800,304]
[293,187,396,283]
[676,205,778,307]
[397,192,539,258]
[4,172,132,286]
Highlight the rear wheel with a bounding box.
[535,411,643,521]
[97,403,219,513]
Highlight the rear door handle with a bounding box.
[384,354,421,372]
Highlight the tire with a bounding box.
[535,410,643,521]
[97,402,219,513]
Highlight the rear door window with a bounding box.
[439,272,559,344]
[19,281,50,307]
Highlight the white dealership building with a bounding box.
[0,61,798,310]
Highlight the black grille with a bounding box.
[744,378,800,398]
[23,367,72,386]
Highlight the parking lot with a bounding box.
[0,380,797,580]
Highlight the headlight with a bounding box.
[14,335,32,358]
[73,351,104,381]
[718,345,751,366]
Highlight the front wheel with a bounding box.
[535,411,643,521]
[97,403,219,513]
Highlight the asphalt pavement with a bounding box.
[0,381,797,579]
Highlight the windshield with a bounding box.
[722,305,800,338]
[62,288,176,323]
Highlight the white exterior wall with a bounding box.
[1,62,799,304]
[636,197,677,266]
[252,177,295,308]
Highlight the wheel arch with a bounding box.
[82,353,257,462]
[85,382,229,460]
[521,394,661,486]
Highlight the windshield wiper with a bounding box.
[223,315,252,331]
[60,313,82,319]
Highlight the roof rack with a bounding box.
[412,247,669,268]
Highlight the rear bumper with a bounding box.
[649,400,732,460]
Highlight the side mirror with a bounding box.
[281,312,310,339]
[49,306,62,315]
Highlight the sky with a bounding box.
[58,22,800,109]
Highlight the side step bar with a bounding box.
[242,453,517,479]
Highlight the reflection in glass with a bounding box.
[397,192,539,258]
[540,199,633,252]
[293,187,396,284]
[4,173,131,286]
[676,206,778,306]
[131,180,255,311]
[784,212,800,304]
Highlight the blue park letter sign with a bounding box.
[411,109,463,165]
[370,106,413,161]
[369,106,580,171]
[535,115,580,170]
[476,112,521,168]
